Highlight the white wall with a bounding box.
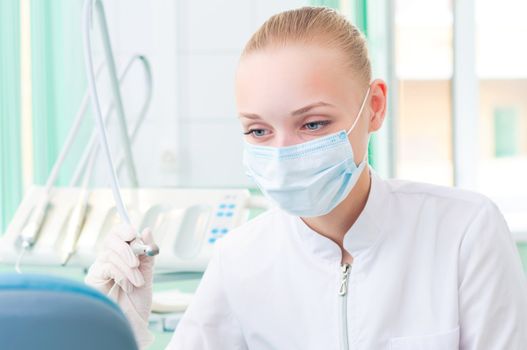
[94,0,307,188]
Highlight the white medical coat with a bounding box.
[168,172,527,349]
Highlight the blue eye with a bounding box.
[244,129,269,137]
[304,121,330,131]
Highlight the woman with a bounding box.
[86,7,527,349]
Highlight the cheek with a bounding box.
[348,122,370,162]
[349,138,367,163]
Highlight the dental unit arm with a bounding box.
[15,53,153,268]
[16,63,105,255]
[18,2,155,266]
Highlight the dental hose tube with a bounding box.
[82,0,158,257]
[70,55,152,187]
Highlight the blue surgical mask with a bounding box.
[243,87,371,217]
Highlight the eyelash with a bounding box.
[243,129,268,137]
[302,120,331,131]
[243,120,331,138]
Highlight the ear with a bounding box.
[368,79,388,133]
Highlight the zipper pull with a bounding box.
[338,263,351,296]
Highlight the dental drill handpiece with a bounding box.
[19,195,49,250]
[130,238,159,257]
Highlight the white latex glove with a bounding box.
[85,224,156,349]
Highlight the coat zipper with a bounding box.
[338,263,351,350]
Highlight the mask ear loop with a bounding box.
[346,87,371,136]
[346,86,372,167]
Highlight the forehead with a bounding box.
[235,45,360,113]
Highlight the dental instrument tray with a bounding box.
[1,187,267,272]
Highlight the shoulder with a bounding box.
[385,178,490,207]
[375,176,507,241]
[383,178,496,217]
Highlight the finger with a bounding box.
[103,224,135,248]
[85,262,113,292]
[102,251,145,288]
[112,223,137,242]
[138,228,156,273]
[140,227,155,245]
[138,255,154,278]
[100,261,134,293]
[106,233,140,268]
[86,259,133,293]
[139,227,156,260]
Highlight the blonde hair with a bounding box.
[242,6,372,85]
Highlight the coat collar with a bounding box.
[287,169,390,265]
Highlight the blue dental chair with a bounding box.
[0,273,138,350]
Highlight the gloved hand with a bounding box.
[85,224,156,349]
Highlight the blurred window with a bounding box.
[476,0,527,235]
[394,0,454,185]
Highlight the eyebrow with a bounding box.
[291,101,334,116]
[239,101,334,120]
[238,113,261,120]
